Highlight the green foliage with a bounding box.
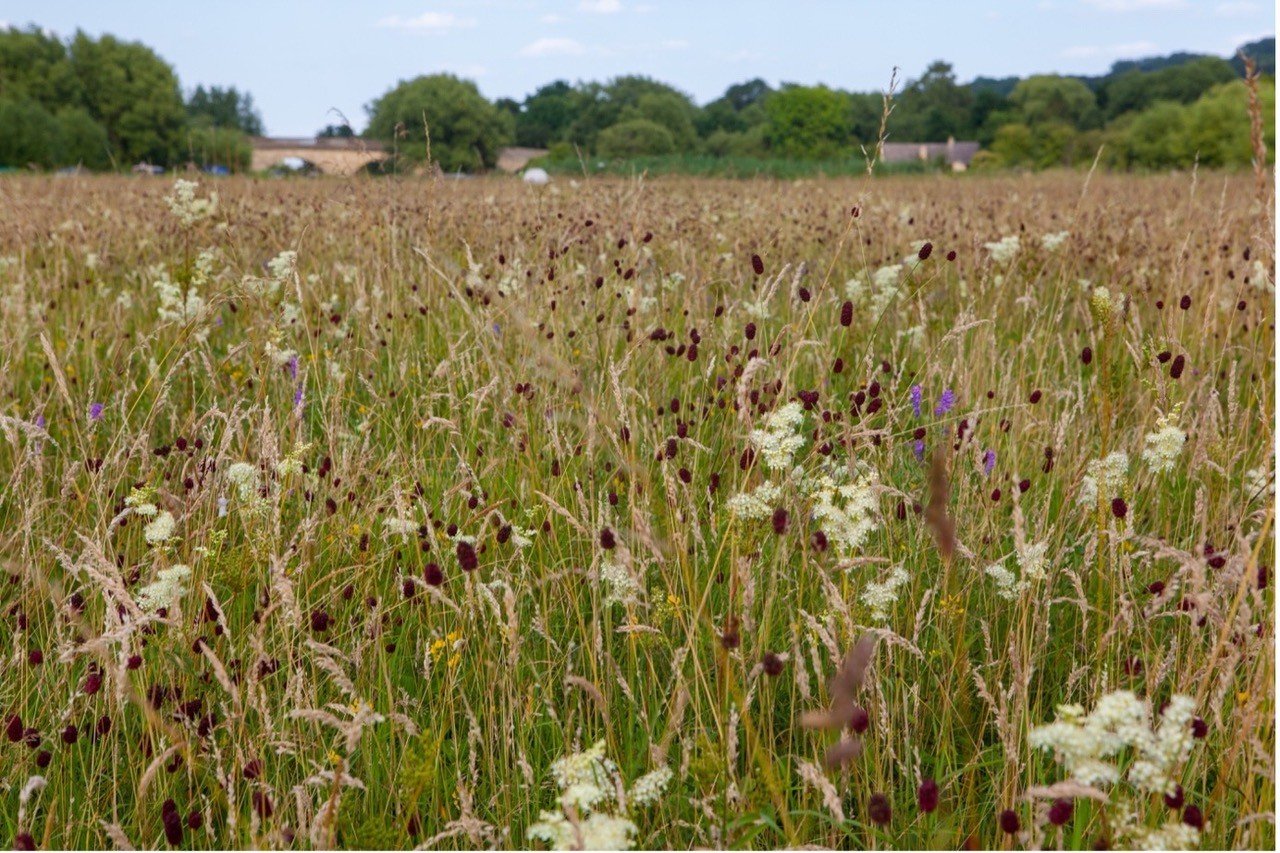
[0,99,61,168]
[1101,57,1237,119]
[55,106,112,169]
[891,61,974,142]
[763,84,850,159]
[186,85,264,136]
[364,74,514,172]
[68,31,187,166]
[1118,101,1193,168]
[183,125,252,172]
[1185,79,1276,167]
[516,80,577,148]
[0,25,83,109]
[1009,75,1100,129]
[596,119,677,158]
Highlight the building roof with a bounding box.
[879,140,981,166]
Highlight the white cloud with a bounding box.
[1062,39,1159,58]
[519,37,587,57]
[376,12,477,31]
[660,38,689,50]
[1083,0,1186,11]
[540,13,564,23]
[578,0,623,12]
[1215,2,1260,16]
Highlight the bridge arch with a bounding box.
[249,137,388,177]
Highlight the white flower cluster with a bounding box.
[226,462,260,501]
[125,487,159,518]
[726,481,782,520]
[165,179,217,227]
[749,402,807,471]
[600,559,643,606]
[860,564,908,621]
[1142,413,1186,475]
[384,517,418,539]
[153,271,206,325]
[1244,464,1274,500]
[984,235,1021,266]
[802,466,880,557]
[985,541,1050,600]
[144,511,177,545]
[844,263,905,317]
[267,250,297,281]
[1079,451,1129,508]
[1041,231,1070,252]
[1029,691,1198,796]
[136,564,192,613]
[527,741,671,851]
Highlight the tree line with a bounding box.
[0,26,261,171]
[0,24,1272,174]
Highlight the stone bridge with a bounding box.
[250,137,388,176]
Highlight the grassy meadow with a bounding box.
[0,170,1273,850]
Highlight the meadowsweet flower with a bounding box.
[984,235,1021,265]
[1041,231,1070,252]
[802,465,879,557]
[144,511,176,545]
[267,250,298,281]
[628,767,672,807]
[1244,465,1274,500]
[1018,541,1049,581]
[528,812,637,851]
[165,179,217,227]
[136,565,192,612]
[860,564,909,621]
[1030,690,1199,797]
[1142,413,1186,475]
[986,562,1021,600]
[726,481,783,520]
[1079,452,1129,508]
[749,402,807,470]
[600,559,643,605]
[125,487,159,518]
[226,462,259,501]
[384,518,417,539]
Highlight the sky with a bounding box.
[2,0,1274,137]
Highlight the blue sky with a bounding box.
[3,1,1273,136]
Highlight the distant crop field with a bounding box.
[0,172,1272,850]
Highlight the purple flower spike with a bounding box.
[89,402,105,421]
[935,388,955,416]
[287,356,298,380]
[294,385,304,410]
[910,385,922,418]
[34,413,45,430]
[914,439,925,461]
[983,449,996,476]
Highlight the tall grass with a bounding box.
[0,170,1272,850]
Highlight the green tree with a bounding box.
[620,92,697,150]
[516,80,575,148]
[0,99,60,168]
[564,76,695,153]
[847,92,883,147]
[1185,79,1275,167]
[596,119,676,158]
[0,26,82,110]
[989,122,1035,166]
[365,74,514,171]
[1101,57,1236,119]
[317,124,355,138]
[1009,75,1100,129]
[186,85,264,135]
[696,78,772,137]
[893,61,973,141]
[68,31,186,165]
[183,125,252,171]
[55,107,111,169]
[1118,101,1192,168]
[763,84,850,159]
